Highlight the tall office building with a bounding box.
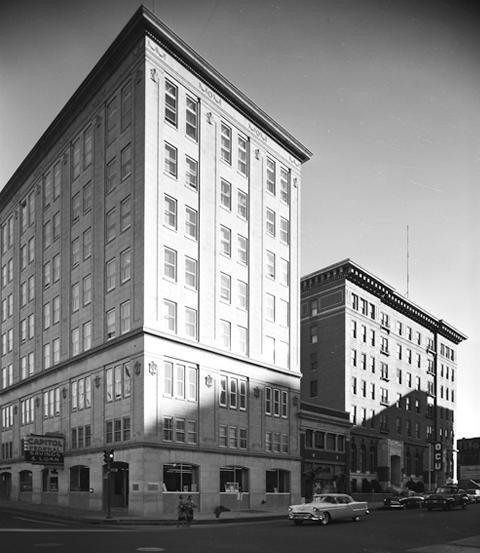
[0,7,311,515]
[300,260,466,492]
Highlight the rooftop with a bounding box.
[1,5,312,207]
[301,258,467,345]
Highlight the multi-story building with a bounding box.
[0,7,311,515]
[300,259,466,492]
[457,437,480,486]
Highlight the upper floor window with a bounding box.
[71,376,92,410]
[220,123,232,164]
[83,125,93,169]
[279,217,289,244]
[106,96,118,144]
[185,96,198,140]
[106,364,131,402]
[165,80,177,126]
[121,82,132,131]
[163,360,197,401]
[238,136,248,175]
[266,209,275,237]
[280,167,289,204]
[237,190,248,220]
[164,142,177,177]
[71,138,81,181]
[266,158,275,194]
[185,156,198,190]
[220,179,232,210]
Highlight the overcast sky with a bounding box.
[1,0,478,440]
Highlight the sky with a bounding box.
[0,0,478,440]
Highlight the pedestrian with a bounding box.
[185,495,195,526]
[177,495,186,527]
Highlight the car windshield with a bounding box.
[435,487,453,494]
[314,495,337,504]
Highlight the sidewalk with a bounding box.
[0,498,386,526]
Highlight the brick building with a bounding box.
[0,6,311,515]
[300,259,466,492]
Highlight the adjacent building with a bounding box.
[0,6,311,515]
[457,437,480,487]
[300,259,466,492]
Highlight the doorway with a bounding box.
[0,472,11,499]
[391,455,401,487]
[103,462,129,509]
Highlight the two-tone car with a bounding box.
[384,494,424,509]
[288,493,370,526]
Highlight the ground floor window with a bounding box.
[42,468,58,492]
[70,465,89,492]
[163,463,198,492]
[19,470,32,492]
[220,466,249,493]
[266,469,290,493]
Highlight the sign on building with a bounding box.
[434,442,443,471]
[23,434,65,466]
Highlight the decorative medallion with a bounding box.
[148,361,158,375]
[205,375,213,388]
[253,386,260,398]
[150,68,158,82]
[254,149,261,160]
[94,376,101,389]
[134,361,141,375]
[62,387,68,398]
[206,112,213,125]
[292,396,299,406]
[198,82,221,105]
[289,155,301,167]
[248,123,267,142]
[95,114,102,128]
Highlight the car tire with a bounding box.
[320,512,330,526]
[294,520,304,526]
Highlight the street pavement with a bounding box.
[0,503,479,553]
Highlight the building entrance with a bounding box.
[0,472,11,499]
[391,455,401,487]
[103,462,129,509]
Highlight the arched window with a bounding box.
[70,465,89,492]
[266,469,290,493]
[220,466,249,492]
[360,444,367,472]
[19,470,32,492]
[350,442,357,471]
[163,463,199,492]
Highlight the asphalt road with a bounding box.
[1,504,480,553]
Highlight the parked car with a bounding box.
[384,494,424,509]
[424,487,468,511]
[466,489,480,504]
[288,493,370,526]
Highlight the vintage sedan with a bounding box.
[384,494,424,509]
[288,493,370,526]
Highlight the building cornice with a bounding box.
[0,5,311,208]
[301,259,467,345]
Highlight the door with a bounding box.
[0,472,11,499]
[111,462,129,508]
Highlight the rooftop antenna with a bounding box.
[406,224,410,298]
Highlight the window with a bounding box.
[105,364,131,402]
[266,250,275,279]
[121,82,132,131]
[278,299,289,328]
[163,463,199,492]
[352,376,357,395]
[83,321,92,350]
[238,280,248,310]
[106,259,116,291]
[53,338,60,364]
[71,376,91,410]
[310,325,318,344]
[220,225,231,256]
[163,300,177,332]
[164,195,177,229]
[279,258,289,286]
[105,157,118,194]
[106,308,116,340]
[238,135,248,175]
[105,209,116,242]
[237,235,248,265]
[220,273,231,303]
[219,319,231,350]
[71,138,81,180]
[120,301,131,334]
[43,220,52,249]
[266,208,275,236]
[220,122,232,164]
[280,167,289,204]
[238,326,248,355]
[380,362,389,380]
[82,228,92,260]
[43,387,60,418]
[185,206,198,239]
[266,158,276,194]
[106,96,118,144]
[185,96,198,140]
[121,144,132,179]
[120,196,131,231]
[164,142,177,177]
[237,189,248,219]
[265,335,275,363]
[220,179,231,210]
[185,156,198,190]
[185,257,197,289]
[164,247,177,281]
[71,283,80,312]
[165,79,177,126]
[181,304,197,339]
[120,249,131,283]
[70,466,89,492]
[71,327,80,356]
[53,254,60,282]
[265,293,275,322]
[310,380,318,397]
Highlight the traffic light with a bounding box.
[103,449,114,468]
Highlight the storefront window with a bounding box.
[266,469,290,493]
[70,465,89,491]
[163,463,198,492]
[220,466,249,492]
[19,470,32,492]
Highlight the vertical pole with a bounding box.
[428,443,432,492]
